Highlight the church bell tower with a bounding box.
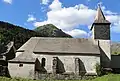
[91,5,111,68]
[91,5,111,40]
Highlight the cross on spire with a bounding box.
[97,2,102,7]
[95,4,106,20]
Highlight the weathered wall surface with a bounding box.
[8,63,35,79]
[92,25,110,40]
[99,40,111,67]
[33,54,100,75]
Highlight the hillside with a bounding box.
[34,24,72,38]
[0,21,41,53]
[111,42,120,55]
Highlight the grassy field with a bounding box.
[90,74,120,81]
[0,74,120,81]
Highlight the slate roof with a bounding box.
[17,37,39,52]
[9,37,38,63]
[16,37,100,55]
[34,37,100,54]
[9,37,100,63]
[8,50,36,63]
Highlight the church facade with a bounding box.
[8,6,111,79]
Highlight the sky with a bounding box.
[0,0,120,41]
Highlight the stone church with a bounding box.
[8,6,112,79]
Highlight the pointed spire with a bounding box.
[90,4,110,30]
[95,4,105,20]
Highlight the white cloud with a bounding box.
[3,0,12,4]
[34,0,120,38]
[65,29,88,38]
[107,16,120,33]
[105,13,120,33]
[41,0,49,5]
[49,0,62,11]
[27,14,36,22]
[112,23,120,33]
[34,0,96,37]
[106,15,120,23]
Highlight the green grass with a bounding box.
[0,74,120,81]
[91,74,120,81]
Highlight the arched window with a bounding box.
[41,58,46,67]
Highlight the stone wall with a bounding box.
[34,72,97,80]
[33,54,100,75]
[8,54,100,80]
[8,63,35,79]
[92,25,110,40]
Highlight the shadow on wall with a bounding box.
[99,47,110,68]
[34,57,87,75]
[57,57,65,74]
[79,59,86,76]
[35,58,47,73]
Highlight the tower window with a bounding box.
[41,58,46,67]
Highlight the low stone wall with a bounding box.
[34,72,97,80]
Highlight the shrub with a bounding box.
[95,63,102,76]
[95,63,112,76]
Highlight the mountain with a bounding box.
[34,24,72,38]
[0,21,41,52]
[111,42,120,55]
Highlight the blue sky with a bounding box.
[0,0,120,41]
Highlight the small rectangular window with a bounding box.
[19,63,23,67]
